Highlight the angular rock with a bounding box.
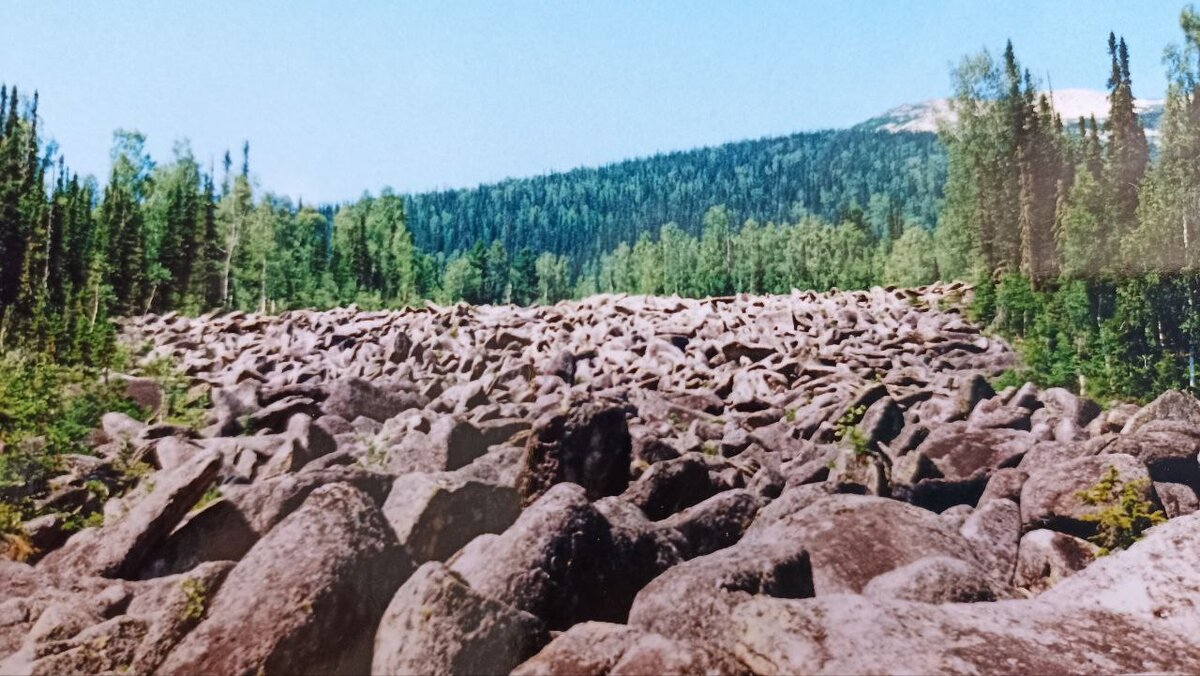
[1020,453,1160,538]
[1013,528,1098,593]
[1121,388,1200,434]
[978,467,1028,505]
[744,494,982,595]
[627,540,812,650]
[372,562,546,676]
[620,454,722,520]
[728,590,1200,675]
[516,399,631,505]
[39,450,220,580]
[1155,481,1199,518]
[158,483,409,675]
[512,621,740,676]
[959,497,1020,586]
[916,425,1033,480]
[658,489,758,558]
[1099,421,1200,490]
[323,376,424,423]
[862,555,1002,603]
[450,483,668,629]
[382,472,520,563]
[1042,511,1200,637]
[141,467,391,578]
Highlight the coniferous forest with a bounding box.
[6,10,1200,405]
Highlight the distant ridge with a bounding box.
[855,88,1164,138]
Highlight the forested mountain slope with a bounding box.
[403,130,946,263]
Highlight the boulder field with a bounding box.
[3,283,1199,674]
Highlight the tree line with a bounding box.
[0,82,944,367]
[404,129,946,266]
[930,12,1200,402]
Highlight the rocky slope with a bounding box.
[3,283,1199,674]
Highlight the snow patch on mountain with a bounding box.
[857,88,1164,135]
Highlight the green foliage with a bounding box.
[137,356,208,427]
[192,485,221,514]
[0,353,142,457]
[405,130,946,269]
[833,404,870,457]
[884,225,939,287]
[180,578,208,622]
[1076,466,1166,555]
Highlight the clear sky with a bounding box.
[0,1,1188,203]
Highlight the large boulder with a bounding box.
[140,467,391,578]
[323,376,425,423]
[1156,481,1199,518]
[1121,389,1200,434]
[39,450,220,580]
[620,454,722,520]
[658,488,759,558]
[627,541,812,650]
[1013,528,1098,593]
[515,399,632,505]
[385,416,491,475]
[1098,421,1200,490]
[449,483,671,629]
[728,591,1200,674]
[158,483,410,675]
[915,425,1034,481]
[744,494,983,595]
[512,621,740,676]
[862,555,1002,603]
[1042,511,1200,637]
[959,497,1021,586]
[1020,453,1161,538]
[382,472,520,563]
[372,562,546,676]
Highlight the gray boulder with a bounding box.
[1020,453,1160,538]
[863,555,1002,603]
[449,483,672,629]
[382,471,520,563]
[744,494,983,595]
[1121,389,1200,434]
[1013,528,1099,593]
[158,483,409,675]
[372,562,546,676]
[516,399,631,505]
[40,450,220,580]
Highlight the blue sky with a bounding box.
[0,1,1188,203]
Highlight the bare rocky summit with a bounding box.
[3,283,1199,674]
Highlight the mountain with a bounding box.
[855,88,1164,137]
[404,130,946,266]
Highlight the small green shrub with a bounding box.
[192,485,222,513]
[833,404,870,456]
[138,356,208,427]
[1076,466,1167,555]
[180,578,208,622]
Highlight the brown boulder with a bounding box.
[158,483,409,675]
[382,472,520,563]
[372,562,546,676]
[744,494,983,595]
[449,483,672,629]
[40,450,220,580]
[516,399,631,505]
[1020,453,1160,538]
